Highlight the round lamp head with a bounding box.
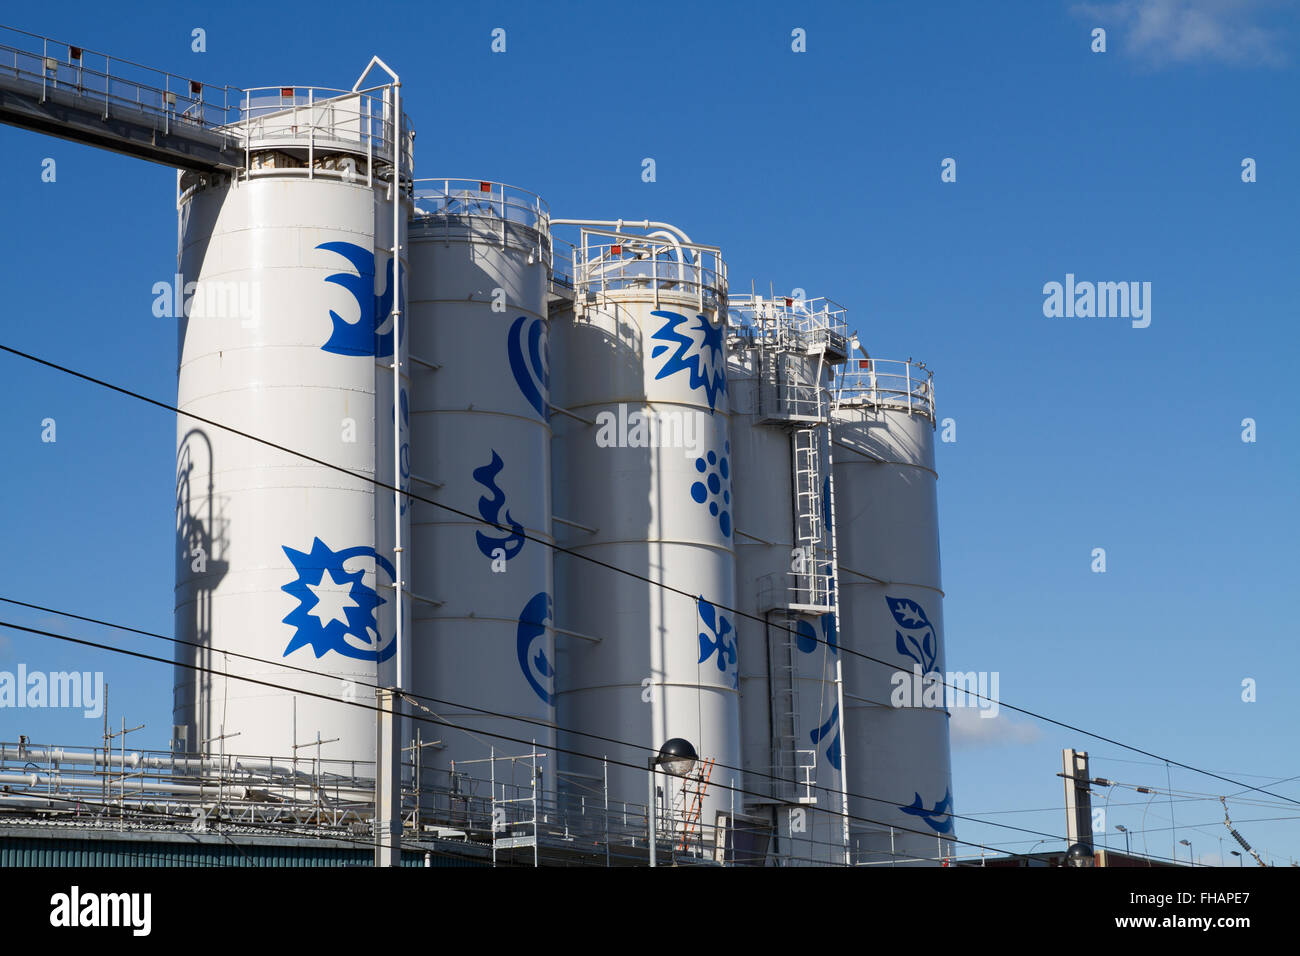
[656,738,698,777]
[1066,843,1095,868]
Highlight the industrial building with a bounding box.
[0,25,954,866]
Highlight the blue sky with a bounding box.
[0,0,1297,865]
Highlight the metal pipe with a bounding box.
[550,218,693,245]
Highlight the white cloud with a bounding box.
[1073,0,1288,66]
[950,706,1044,748]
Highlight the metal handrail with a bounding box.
[0,25,415,175]
[573,230,727,311]
[837,358,936,423]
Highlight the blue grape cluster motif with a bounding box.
[691,441,731,538]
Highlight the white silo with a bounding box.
[549,225,740,853]
[406,180,555,800]
[727,293,850,865]
[832,357,954,865]
[173,83,413,768]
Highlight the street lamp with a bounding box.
[648,738,697,867]
[1115,824,1131,856]
[1230,850,1243,867]
[1180,838,1194,866]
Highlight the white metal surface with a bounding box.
[727,294,849,864]
[832,358,954,865]
[550,228,740,846]
[173,140,410,766]
[406,179,556,792]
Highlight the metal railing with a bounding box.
[728,294,849,358]
[235,85,414,177]
[0,24,413,176]
[569,229,727,315]
[410,178,551,263]
[836,358,936,424]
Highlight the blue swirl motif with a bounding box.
[900,787,954,834]
[889,595,937,675]
[690,442,732,538]
[507,315,550,421]
[316,241,403,357]
[280,537,396,662]
[516,591,554,705]
[696,597,737,689]
[650,309,726,414]
[809,703,842,772]
[473,450,526,561]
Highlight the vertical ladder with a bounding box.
[677,758,715,852]
[791,426,825,607]
[768,613,802,802]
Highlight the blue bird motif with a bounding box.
[316,241,403,357]
[900,788,954,834]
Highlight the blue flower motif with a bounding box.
[697,597,737,689]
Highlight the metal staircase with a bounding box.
[730,294,851,859]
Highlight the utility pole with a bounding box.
[374,687,402,866]
[1060,749,1094,853]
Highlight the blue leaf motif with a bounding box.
[887,596,931,631]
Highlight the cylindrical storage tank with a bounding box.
[173,86,413,768]
[406,180,555,807]
[551,230,740,852]
[832,358,953,865]
[727,295,850,865]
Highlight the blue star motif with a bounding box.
[280,537,396,661]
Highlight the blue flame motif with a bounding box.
[516,591,554,705]
[900,788,954,834]
[280,538,396,661]
[809,702,842,771]
[473,450,526,561]
[690,442,732,537]
[889,595,937,675]
[697,597,737,689]
[508,315,550,421]
[316,241,403,357]
[650,309,726,413]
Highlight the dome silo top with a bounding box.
[409,178,552,265]
[222,83,414,183]
[836,357,936,425]
[569,229,728,320]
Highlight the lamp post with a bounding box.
[648,738,697,867]
[1230,850,1242,867]
[1180,838,1194,866]
[1115,824,1131,857]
